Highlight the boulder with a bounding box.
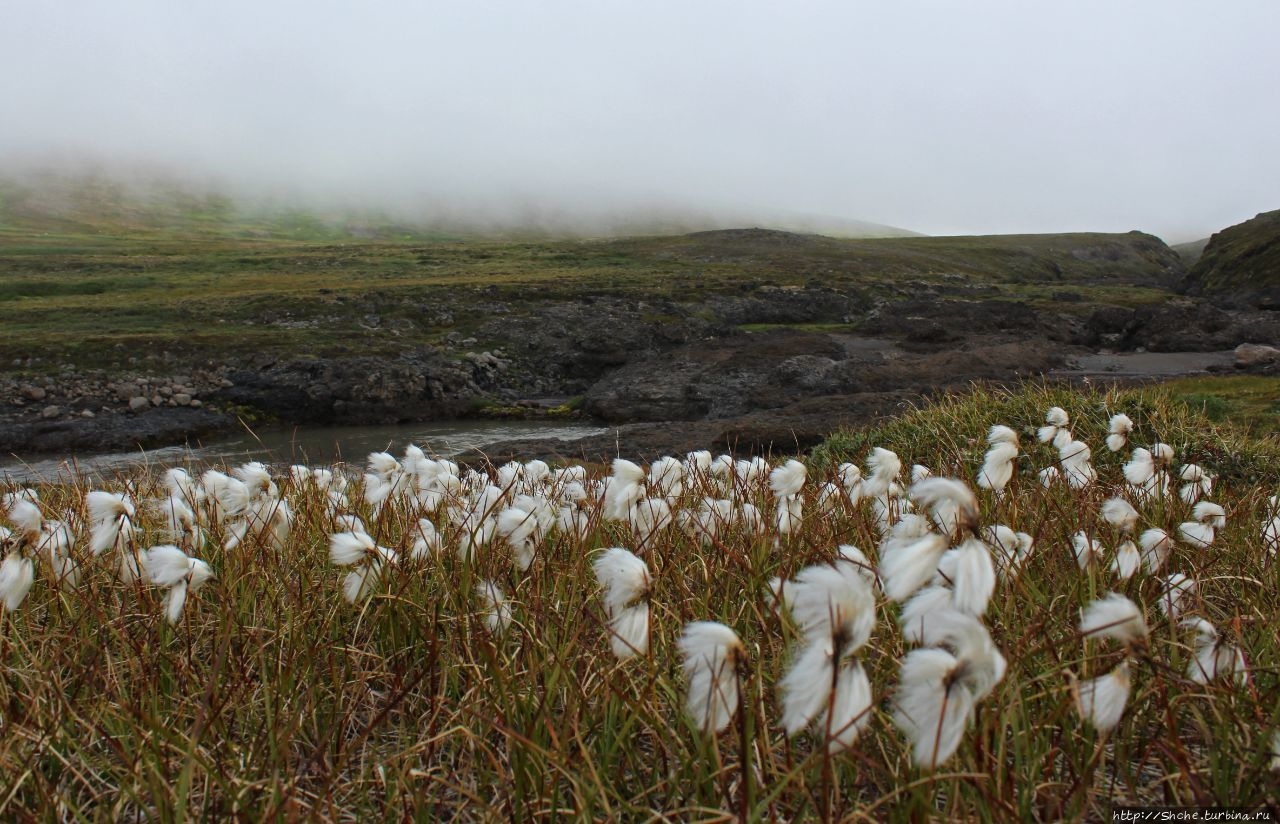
[1234,343,1280,368]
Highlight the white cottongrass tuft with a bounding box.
[838,463,863,506]
[778,641,873,752]
[1111,540,1141,580]
[983,525,1033,578]
[892,614,1005,769]
[0,553,35,612]
[679,621,745,734]
[1178,464,1213,504]
[936,538,996,616]
[1263,502,1280,561]
[329,530,396,603]
[892,648,974,769]
[592,547,651,659]
[977,425,1019,497]
[878,515,950,603]
[143,544,214,624]
[1058,439,1096,489]
[909,477,978,539]
[1177,500,1223,550]
[4,497,43,545]
[478,580,513,636]
[1079,593,1149,647]
[1191,500,1226,528]
[1038,406,1070,444]
[1182,618,1247,685]
[1158,573,1196,621]
[782,562,875,652]
[769,459,807,499]
[1138,528,1173,573]
[410,519,442,561]
[1071,662,1131,733]
[1100,498,1139,533]
[1106,413,1133,452]
[897,586,955,645]
[1071,531,1102,569]
[862,447,902,500]
[497,506,540,571]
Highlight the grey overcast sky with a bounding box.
[2,1,1277,239]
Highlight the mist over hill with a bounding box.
[0,164,916,242]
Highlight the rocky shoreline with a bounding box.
[4,292,1277,463]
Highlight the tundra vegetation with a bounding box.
[1,382,1278,820]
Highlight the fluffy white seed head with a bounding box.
[1072,662,1131,733]
[1112,540,1141,580]
[987,424,1019,446]
[1124,449,1155,487]
[1071,531,1102,569]
[679,622,745,734]
[1101,498,1140,533]
[1079,593,1149,647]
[329,531,376,566]
[879,518,950,603]
[1158,573,1196,620]
[769,459,807,499]
[892,647,976,769]
[936,539,996,616]
[478,580,513,636]
[0,553,35,611]
[784,562,875,654]
[1138,528,1172,573]
[1192,501,1226,528]
[863,447,902,499]
[1106,414,1133,453]
[593,547,650,616]
[909,477,979,539]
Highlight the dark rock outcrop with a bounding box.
[218,351,488,424]
[0,407,233,455]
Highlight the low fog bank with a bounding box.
[0,154,916,240]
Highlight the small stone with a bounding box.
[173,393,192,406]
[190,399,203,408]
[150,395,163,406]
[129,396,150,411]
[81,409,95,418]
[41,405,61,419]
[21,386,47,401]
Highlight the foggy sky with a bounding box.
[3,1,1278,240]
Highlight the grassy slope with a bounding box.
[0,382,1276,819]
[1184,209,1280,296]
[0,201,1185,373]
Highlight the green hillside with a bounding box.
[1183,209,1280,308]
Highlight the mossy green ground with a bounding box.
[1,185,1182,374]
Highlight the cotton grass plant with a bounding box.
[0,380,1277,820]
